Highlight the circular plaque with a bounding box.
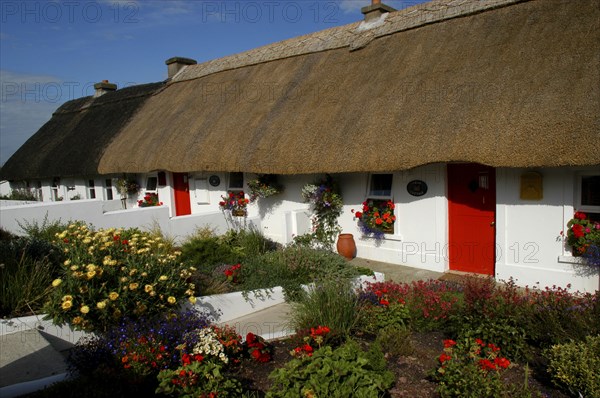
[209,175,221,187]
[407,180,427,196]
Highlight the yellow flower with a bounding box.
[120,276,129,283]
[144,285,153,293]
[129,283,139,290]
[159,275,168,281]
[109,292,119,301]
[70,265,79,271]
[86,270,96,280]
[80,305,90,314]
[72,316,83,325]
[129,269,137,276]
[52,279,62,287]
[83,238,92,244]
[188,296,197,304]
[86,264,96,272]
[63,259,71,266]
[167,296,177,305]
[79,286,88,294]
[62,295,73,302]
[97,301,107,310]
[62,301,73,310]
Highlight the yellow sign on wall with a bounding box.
[520,171,543,200]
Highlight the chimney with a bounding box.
[165,57,197,79]
[93,80,117,97]
[361,0,396,22]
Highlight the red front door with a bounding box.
[447,163,496,275]
[173,173,191,216]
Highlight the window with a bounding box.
[577,174,600,222]
[228,172,244,190]
[146,176,158,192]
[105,179,114,200]
[87,179,96,199]
[51,177,60,201]
[368,174,393,198]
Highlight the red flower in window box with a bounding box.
[352,199,396,240]
[566,211,600,264]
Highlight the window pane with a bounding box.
[581,176,600,206]
[229,172,244,189]
[369,174,393,197]
[88,179,95,187]
[146,177,158,191]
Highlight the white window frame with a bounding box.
[87,179,96,199]
[367,173,394,199]
[228,172,244,191]
[576,173,600,216]
[145,175,158,193]
[104,178,114,200]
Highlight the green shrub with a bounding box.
[44,224,196,332]
[0,237,61,317]
[433,337,512,398]
[180,235,236,271]
[523,287,600,348]
[237,246,363,300]
[267,339,394,398]
[451,315,529,362]
[545,335,600,398]
[289,277,361,339]
[156,360,243,397]
[375,325,414,357]
[359,302,411,335]
[17,214,69,241]
[0,187,38,201]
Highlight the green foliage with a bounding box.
[0,187,39,201]
[0,237,60,317]
[451,315,529,362]
[359,302,411,335]
[289,277,361,339]
[235,246,363,301]
[156,360,243,397]
[299,175,344,250]
[267,339,394,398]
[545,335,600,398]
[43,224,196,332]
[433,337,512,398]
[375,325,414,357]
[17,213,69,241]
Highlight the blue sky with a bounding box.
[0,0,424,166]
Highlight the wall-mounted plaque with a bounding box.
[209,175,221,187]
[520,171,543,200]
[407,180,427,196]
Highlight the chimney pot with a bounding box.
[165,57,197,79]
[361,1,395,22]
[93,80,117,98]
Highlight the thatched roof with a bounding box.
[3,0,599,180]
[1,82,165,180]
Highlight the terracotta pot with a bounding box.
[337,233,357,260]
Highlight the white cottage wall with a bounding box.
[496,167,599,292]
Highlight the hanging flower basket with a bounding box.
[247,174,283,202]
[219,191,249,217]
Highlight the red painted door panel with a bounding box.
[447,164,496,275]
[173,173,191,217]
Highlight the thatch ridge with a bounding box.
[173,0,523,83]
